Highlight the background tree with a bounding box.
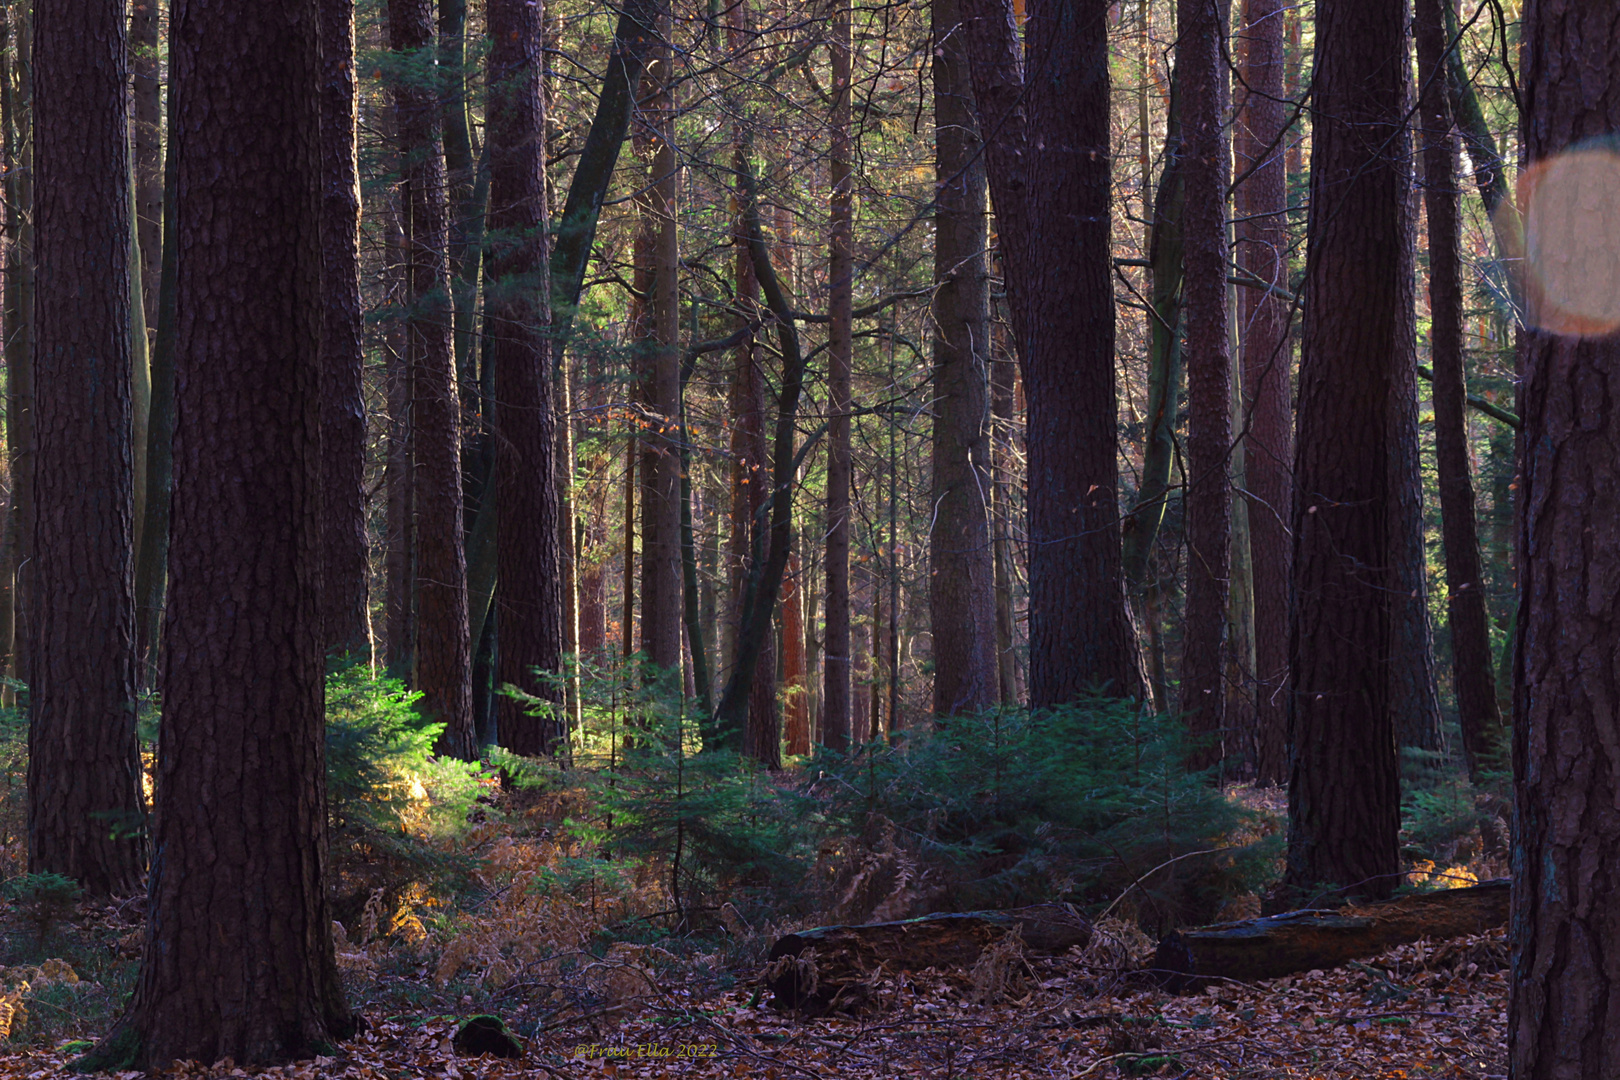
[1284,0,1412,904]
[82,0,354,1064]
[27,0,145,896]
[320,0,371,665]
[927,0,996,719]
[489,0,563,754]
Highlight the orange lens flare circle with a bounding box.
[1519,143,1620,337]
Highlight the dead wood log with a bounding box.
[1153,878,1509,989]
[765,904,1091,1014]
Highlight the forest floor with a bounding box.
[0,895,1507,1079]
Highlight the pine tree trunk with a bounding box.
[391,0,475,759]
[1511,5,1620,1074]
[822,0,853,749]
[959,0,1142,706]
[28,0,146,895]
[489,0,562,755]
[781,551,808,755]
[320,0,371,665]
[1283,0,1410,904]
[642,26,682,674]
[383,190,414,680]
[928,0,997,719]
[85,0,355,1061]
[1178,0,1231,768]
[1415,0,1501,779]
[1235,0,1291,785]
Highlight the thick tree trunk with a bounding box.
[320,0,371,665]
[383,193,414,680]
[1234,0,1291,786]
[958,0,1142,706]
[1511,5,1620,1074]
[28,0,146,896]
[928,0,997,719]
[1283,0,1412,904]
[82,0,355,1063]
[489,0,562,755]
[391,0,475,759]
[1177,0,1231,768]
[1416,0,1502,780]
[821,0,853,752]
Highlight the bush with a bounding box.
[804,699,1278,931]
[325,663,487,927]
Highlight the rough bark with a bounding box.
[391,0,475,759]
[641,27,682,674]
[958,0,1142,706]
[320,0,371,665]
[989,324,1023,706]
[781,552,808,755]
[1177,0,1231,767]
[383,189,414,680]
[1511,5,1620,1074]
[1416,0,1502,780]
[928,0,997,719]
[81,0,355,1063]
[2,6,33,704]
[488,0,562,756]
[27,0,146,896]
[1234,0,1290,786]
[1283,0,1412,904]
[822,0,853,750]
[1156,879,1509,988]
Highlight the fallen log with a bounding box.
[765,904,1091,1015]
[1153,878,1509,989]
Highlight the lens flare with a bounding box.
[1519,143,1620,336]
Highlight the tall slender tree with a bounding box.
[928,0,997,719]
[489,0,563,754]
[1416,0,1501,779]
[822,0,854,749]
[1511,3,1620,1074]
[390,0,475,758]
[1283,0,1412,903]
[1178,0,1231,765]
[80,0,354,1064]
[320,0,370,664]
[1234,0,1291,785]
[28,0,145,895]
[958,0,1142,707]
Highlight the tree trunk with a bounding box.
[1234,0,1290,786]
[642,26,682,674]
[781,551,808,755]
[928,0,997,719]
[391,0,475,759]
[1415,0,1502,780]
[1177,0,1231,769]
[1283,0,1411,905]
[822,0,853,750]
[1511,5,1620,1074]
[383,187,414,680]
[958,0,1142,706]
[489,0,562,756]
[1157,879,1509,988]
[81,0,355,1062]
[320,0,370,665]
[27,0,146,896]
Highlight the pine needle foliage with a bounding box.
[325,663,485,922]
[807,698,1277,926]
